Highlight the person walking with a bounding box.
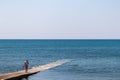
[24,60,29,73]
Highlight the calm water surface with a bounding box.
[0,40,120,80]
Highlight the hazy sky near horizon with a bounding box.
[0,0,120,39]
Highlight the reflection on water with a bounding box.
[21,77,28,80]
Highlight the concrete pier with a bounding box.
[0,59,71,80]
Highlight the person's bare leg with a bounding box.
[25,68,27,73]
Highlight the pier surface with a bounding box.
[0,59,71,80]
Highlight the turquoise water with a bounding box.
[0,40,120,80]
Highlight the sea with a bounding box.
[0,40,120,80]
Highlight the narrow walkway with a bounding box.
[0,59,71,80]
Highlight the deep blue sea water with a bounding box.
[0,40,120,80]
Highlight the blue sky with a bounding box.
[0,0,120,39]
